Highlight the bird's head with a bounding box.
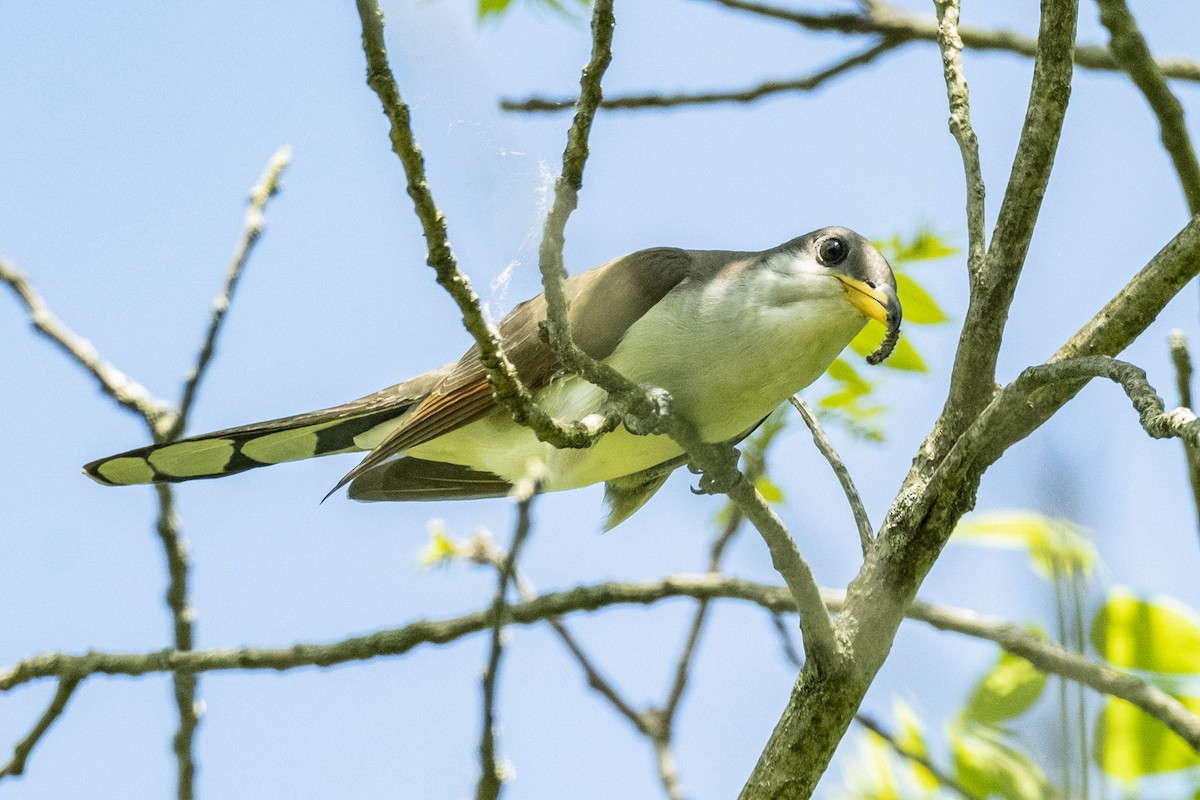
[760,226,902,364]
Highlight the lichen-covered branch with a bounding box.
[918,0,1077,474]
[534,0,637,400]
[933,0,986,283]
[1096,0,1200,214]
[742,0,1081,794]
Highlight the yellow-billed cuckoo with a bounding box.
[84,227,901,527]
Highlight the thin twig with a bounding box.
[1169,330,1200,538]
[768,612,803,669]
[854,713,984,800]
[166,146,292,441]
[703,0,1200,82]
[476,493,536,800]
[0,677,81,779]
[0,260,172,425]
[534,0,637,401]
[354,0,611,450]
[152,484,197,800]
[544,616,648,733]
[789,396,874,554]
[932,0,986,284]
[651,735,685,800]
[1096,0,1200,215]
[501,37,899,112]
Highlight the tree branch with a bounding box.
[165,145,292,441]
[0,677,81,779]
[933,0,986,284]
[5,576,1198,753]
[743,0,1080,793]
[153,485,197,800]
[501,37,900,112]
[1169,331,1200,538]
[476,493,535,800]
[353,0,610,450]
[1095,0,1200,215]
[0,261,172,425]
[703,0,1200,82]
[789,396,874,553]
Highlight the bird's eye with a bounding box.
[818,236,848,265]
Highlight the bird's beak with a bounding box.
[835,275,898,327]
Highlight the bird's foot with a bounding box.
[623,386,673,436]
[689,445,741,495]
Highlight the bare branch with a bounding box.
[1096,0,1200,214]
[1169,331,1200,537]
[0,677,81,780]
[5,576,1198,753]
[789,396,874,554]
[703,0,1200,82]
[0,260,172,426]
[152,484,197,800]
[501,37,900,112]
[166,146,292,441]
[535,0,635,399]
[353,0,609,450]
[476,494,536,800]
[932,0,986,283]
[854,713,984,800]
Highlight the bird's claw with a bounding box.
[623,386,673,436]
[689,446,741,495]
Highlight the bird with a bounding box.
[84,226,901,528]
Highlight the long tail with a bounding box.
[84,397,416,487]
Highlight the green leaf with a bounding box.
[962,649,1048,725]
[952,511,1098,579]
[895,273,949,325]
[826,357,871,390]
[1091,590,1200,674]
[874,227,959,264]
[898,228,959,262]
[1095,694,1200,778]
[754,474,784,504]
[952,724,1053,800]
[477,0,513,19]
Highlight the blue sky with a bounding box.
[3,1,1200,797]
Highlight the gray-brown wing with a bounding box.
[334,248,697,492]
[347,458,513,501]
